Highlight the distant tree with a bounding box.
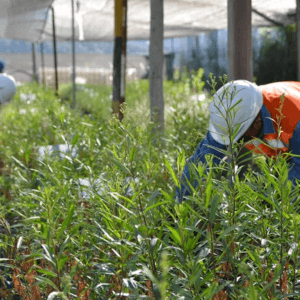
[254,24,297,85]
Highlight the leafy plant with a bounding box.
[0,75,299,299]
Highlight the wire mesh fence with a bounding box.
[41,67,139,88]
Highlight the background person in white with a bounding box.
[0,61,17,104]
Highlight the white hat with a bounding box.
[0,74,17,104]
[209,80,263,145]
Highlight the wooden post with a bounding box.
[51,6,58,95]
[149,0,164,131]
[297,0,300,81]
[32,42,37,82]
[227,0,253,82]
[40,42,46,86]
[112,0,127,121]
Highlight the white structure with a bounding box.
[37,144,78,161]
[0,0,296,42]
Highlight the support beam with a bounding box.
[51,6,58,95]
[227,0,253,82]
[112,0,127,121]
[149,0,164,131]
[252,8,284,28]
[71,0,76,107]
[297,0,300,81]
[32,42,37,82]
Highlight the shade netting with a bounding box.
[0,0,297,42]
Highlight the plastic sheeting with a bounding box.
[0,0,297,42]
[1,0,53,42]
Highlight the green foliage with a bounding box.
[254,24,297,85]
[59,83,112,120]
[0,76,299,299]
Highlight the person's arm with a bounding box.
[176,131,226,202]
[289,121,300,185]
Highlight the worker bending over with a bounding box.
[0,61,17,104]
[176,80,300,201]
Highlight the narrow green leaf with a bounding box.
[144,201,168,213]
[41,244,55,265]
[164,158,179,186]
[58,236,70,257]
[80,122,93,127]
[245,249,263,276]
[111,157,131,175]
[36,276,59,291]
[17,236,23,249]
[57,255,69,271]
[126,134,131,149]
[216,225,239,242]
[167,226,182,245]
[129,146,135,162]
[71,133,79,146]
[205,181,213,208]
[161,190,175,202]
[11,156,26,169]
[56,204,75,240]
[209,194,219,224]
[37,268,57,278]
[146,189,160,208]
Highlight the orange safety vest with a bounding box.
[245,82,300,157]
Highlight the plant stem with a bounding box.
[137,195,157,278]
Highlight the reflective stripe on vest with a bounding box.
[259,82,300,145]
[245,137,289,157]
[266,139,288,149]
[247,82,300,157]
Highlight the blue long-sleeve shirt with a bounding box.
[176,104,300,200]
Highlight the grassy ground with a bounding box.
[0,71,300,299]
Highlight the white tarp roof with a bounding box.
[1,0,53,42]
[0,0,297,42]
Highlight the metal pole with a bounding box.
[149,0,164,131]
[297,0,300,81]
[71,0,76,107]
[51,6,59,95]
[32,42,37,82]
[122,0,127,119]
[40,42,46,87]
[112,0,127,121]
